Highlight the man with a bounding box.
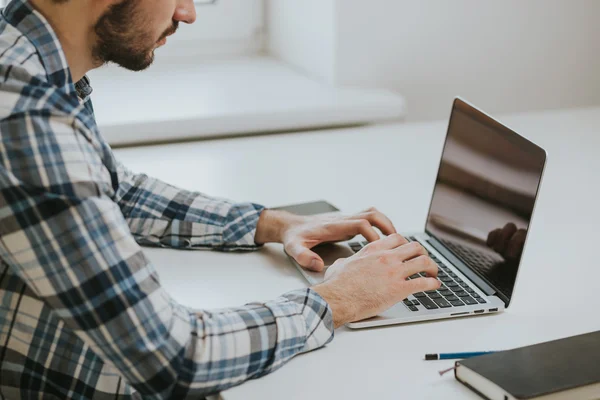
[0,0,440,398]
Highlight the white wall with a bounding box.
[268,0,600,121]
[159,0,264,60]
[267,0,337,83]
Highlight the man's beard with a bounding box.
[92,0,178,71]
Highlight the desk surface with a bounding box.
[114,106,600,400]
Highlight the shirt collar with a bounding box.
[2,0,93,101]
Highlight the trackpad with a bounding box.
[314,243,356,267]
[299,243,356,284]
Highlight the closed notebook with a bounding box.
[454,330,600,400]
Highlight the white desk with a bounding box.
[113,106,600,400]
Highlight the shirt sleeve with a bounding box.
[114,161,265,251]
[0,111,334,398]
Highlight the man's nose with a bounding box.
[174,0,196,24]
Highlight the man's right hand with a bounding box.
[312,234,441,328]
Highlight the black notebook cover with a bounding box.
[455,330,600,399]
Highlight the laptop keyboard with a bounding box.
[347,237,487,312]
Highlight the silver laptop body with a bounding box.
[287,98,547,329]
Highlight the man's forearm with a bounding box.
[115,161,265,250]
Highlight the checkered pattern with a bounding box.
[0,1,334,398]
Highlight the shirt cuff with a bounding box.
[188,202,266,251]
[244,288,334,377]
[282,288,335,351]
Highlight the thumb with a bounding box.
[285,241,325,272]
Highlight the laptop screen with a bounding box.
[425,99,546,303]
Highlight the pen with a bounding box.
[425,351,497,360]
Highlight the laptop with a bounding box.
[282,98,547,329]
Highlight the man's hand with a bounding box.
[486,223,527,261]
[312,234,441,327]
[254,207,397,271]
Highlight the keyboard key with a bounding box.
[450,286,464,292]
[417,297,439,310]
[409,274,420,279]
[414,292,426,298]
[412,300,420,306]
[432,297,452,308]
[445,295,459,302]
[449,273,457,278]
[472,293,481,298]
[428,292,442,299]
[466,288,475,293]
[447,282,459,288]
[450,300,465,307]
[460,282,470,288]
[425,290,438,295]
[403,299,413,306]
[439,290,453,296]
[476,298,487,304]
[409,305,419,312]
[462,296,477,305]
[349,242,362,252]
[361,240,369,246]
[440,276,453,283]
[456,291,471,298]
[455,278,464,283]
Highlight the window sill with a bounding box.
[88,56,406,147]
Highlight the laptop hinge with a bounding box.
[425,236,502,302]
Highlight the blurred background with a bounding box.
[4,0,599,146]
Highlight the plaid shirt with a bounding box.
[0,1,334,398]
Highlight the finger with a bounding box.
[506,229,527,260]
[361,233,408,254]
[403,277,441,294]
[348,219,380,242]
[398,255,439,279]
[355,208,397,236]
[285,241,325,272]
[487,229,500,247]
[318,219,380,244]
[374,241,427,265]
[494,223,517,254]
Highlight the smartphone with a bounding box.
[272,200,340,216]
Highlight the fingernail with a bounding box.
[311,259,320,270]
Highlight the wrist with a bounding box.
[254,209,303,244]
[312,283,354,329]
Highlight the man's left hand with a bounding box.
[255,207,397,271]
